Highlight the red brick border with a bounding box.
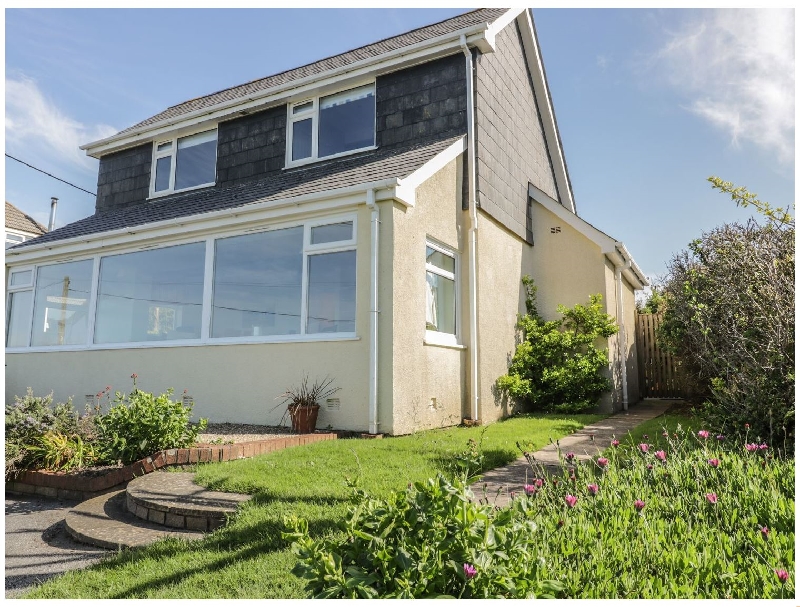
[6,432,338,501]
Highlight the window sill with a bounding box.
[284,145,377,170]
[148,181,215,201]
[423,332,465,350]
[6,333,361,354]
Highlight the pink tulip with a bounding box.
[634,499,645,511]
[611,439,620,447]
[565,494,578,508]
[639,443,649,453]
[655,450,666,461]
[587,483,599,496]
[524,484,536,496]
[597,457,609,468]
[707,458,720,468]
[775,569,789,583]
[745,443,759,452]
[760,526,769,539]
[705,493,718,504]
[463,563,477,579]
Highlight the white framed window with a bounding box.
[6,267,34,347]
[150,128,218,198]
[6,232,26,249]
[286,83,376,168]
[5,215,358,352]
[424,239,459,347]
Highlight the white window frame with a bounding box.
[6,231,28,248]
[424,238,461,348]
[5,213,358,352]
[6,266,35,348]
[149,127,218,199]
[285,82,377,169]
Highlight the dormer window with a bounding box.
[151,129,218,197]
[287,83,375,167]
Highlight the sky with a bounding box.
[3,6,795,285]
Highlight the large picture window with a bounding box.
[151,129,217,197]
[425,240,457,341]
[30,260,94,347]
[94,243,205,344]
[287,84,375,166]
[212,227,304,338]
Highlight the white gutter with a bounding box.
[614,258,632,411]
[460,34,480,424]
[366,188,380,435]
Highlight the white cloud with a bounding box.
[5,74,117,173]
[654,9,794,165]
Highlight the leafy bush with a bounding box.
[659,177,794,448]
[95,380,207,465]
[283,474,564,598]
[497,277,618,413]
[24,431,98,472]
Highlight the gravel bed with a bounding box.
[197,422,296,444]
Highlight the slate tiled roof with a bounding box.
[116,8,507,136]
[13,135,462,249]
[5,202,47,235]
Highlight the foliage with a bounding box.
[24,431,98,472]
[95,379,207,465]
[5,389,80,477]
[497,277,618,413]
[659,177,794,448]
[283,474,564,598]
[637,286,666,314]
[24,412,601,599]
[275,374,340,409]
[515,416,794,598]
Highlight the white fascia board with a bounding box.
[484,8,525,48]
[516,10,576,214]
[81,26,493,158]
[529,184,648,290]
[6,228,43,239]
[395,136,466,206]
[5,179,402,267]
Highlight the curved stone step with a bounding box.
[65,490,206,550]
[126,472,251,531]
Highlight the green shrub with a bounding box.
[497,277,617,413]
[283,474,564,599]
[24,431,98,472]
[659,177,794,449]
[94,379,207,465]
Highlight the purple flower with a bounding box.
[611,439,620,447]
[698,430,710,439]
[639,443,649,453]
[775,569,789,583]
[565,452,575,462]
[524,484,536,496]
[705,493,718,504]
[597,457,609,468]
[716,434,725,441]
[655,450,666,461]
[634,499,645,511]
[647,464,653,470]
[587,483,599,496]
[760,526,769,539]
[534,478,544,488]
[745,443,759,452]
[759,443,769,451]
[565,494,578,508]
[707,458,720,468]
[463,563,477,579]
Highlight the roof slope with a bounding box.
[116,8,506,136]
[5,202,47,235]
[16,135,461,248]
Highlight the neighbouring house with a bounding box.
[5,201,47,249]
[5,8,648,435]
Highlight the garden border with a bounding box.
[6,432,338,501]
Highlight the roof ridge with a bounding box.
[162,8,490,114]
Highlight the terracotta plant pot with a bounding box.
[288,403,320,434]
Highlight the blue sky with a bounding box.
[4,7,795,284]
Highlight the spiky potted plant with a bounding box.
[277,375,340,434]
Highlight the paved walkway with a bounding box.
[471,399,676,508]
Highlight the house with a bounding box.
[5,8,648,435]
[5,201,47,248]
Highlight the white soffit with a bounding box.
[395,136,466,206]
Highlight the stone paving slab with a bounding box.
[65,490,206,550]
[471,400,677,508]
[127,472,251,517]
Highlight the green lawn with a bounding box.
[25,412,604,599]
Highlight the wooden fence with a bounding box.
[636,313,685,399]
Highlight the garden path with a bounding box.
[471,399,676,508]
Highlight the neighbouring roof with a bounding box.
[5,201,47,236]
[16,135,462,248]
[114,8,507,137]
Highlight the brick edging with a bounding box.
[6,432,337,501]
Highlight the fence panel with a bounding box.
[636,313,685,399]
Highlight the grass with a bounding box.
[24,412,603,599]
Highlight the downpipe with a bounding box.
[366,189,380,434]
[615,259,632,411]
[460,34,480,423]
